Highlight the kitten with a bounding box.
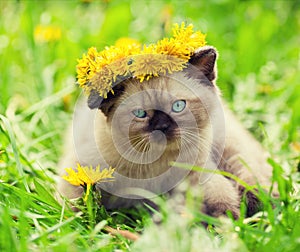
[58,46,274,218]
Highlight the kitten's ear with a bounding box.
[87,90,103,110]
[189,46,217,82]
[87,85,124,116]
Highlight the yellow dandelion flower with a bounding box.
[90,65,115,98]
[62,164,115,201]
[258,84,273,95]
[111,58,131,79]
[0,150,4,164]
[156,22,206,60]
[158,55,187,75]
[172,22,206,47]
[130,54,161,82]
[63,168,83,186]
[76,22,207,98]
[172,22,195,40]
[156,38,190,60]
[114,37,141,48]
[290,142,300,153]
[76,47,102,89]
[140,44,157,54]
[77,43,141,96]
[34,25,62,43]
[130,54,187,82]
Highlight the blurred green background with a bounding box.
[0,0,299,170]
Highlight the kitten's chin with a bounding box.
[149,130,166,143]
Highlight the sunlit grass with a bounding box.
[0,0,299,251]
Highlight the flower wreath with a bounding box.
[76,22,206,99]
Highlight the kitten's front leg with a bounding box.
[200,172,241,219]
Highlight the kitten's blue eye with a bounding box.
[132,109,147,118]
[172,100,186,113]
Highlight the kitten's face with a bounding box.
[102,70,220,174]
[91,47,224,180]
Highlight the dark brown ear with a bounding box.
[87,84,124,116]
[87,90,103,110]
[188,46,217,82]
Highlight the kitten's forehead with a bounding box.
[122,71,215,104]
[166,74,200,99]
[121,88,174,111]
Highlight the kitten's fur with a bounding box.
[58,47,273,218]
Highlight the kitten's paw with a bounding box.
[202,201,240,219]
[238,187,261,217]
[201,174,241,219]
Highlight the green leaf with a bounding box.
[0,114,30,192]
[268,158,291,204]
[33,179,61,209]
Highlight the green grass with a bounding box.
[0,0,300,251]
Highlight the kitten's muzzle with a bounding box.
[149,130,166,143]
[147,110,178,140]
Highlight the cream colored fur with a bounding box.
[57,48,274,218]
